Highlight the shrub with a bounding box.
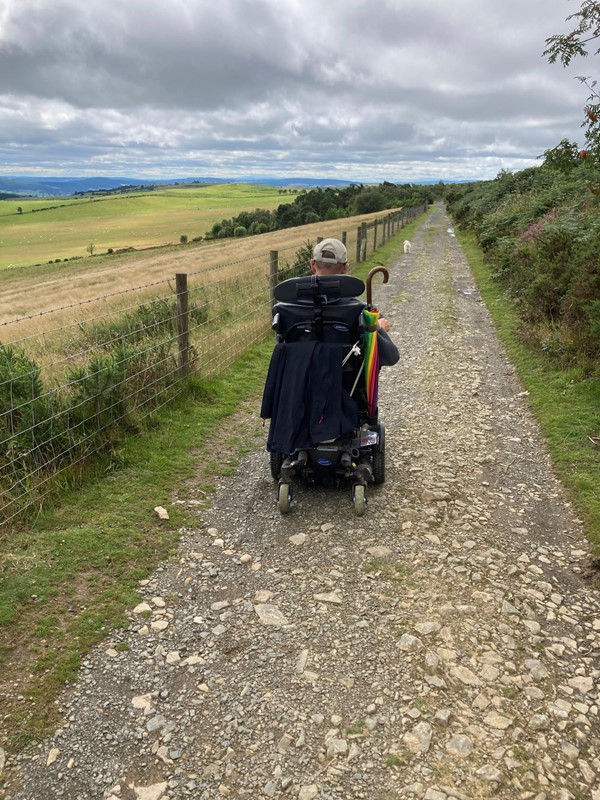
[249,222,268,235]
[0,290,213,522]
[448,164,600,370]
[353,189,386,214]
[278,241,313,282]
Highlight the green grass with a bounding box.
[458,229,600,556]
[0,183,294,268]
[346,719,367,736]
[386,752,411,767]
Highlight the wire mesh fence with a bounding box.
[0,205,424,526]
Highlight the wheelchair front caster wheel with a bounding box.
[353,484,366,516]
[278,483,292,514]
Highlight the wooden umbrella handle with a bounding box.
[366,266,389,306]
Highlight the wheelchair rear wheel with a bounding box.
[270,451,283,480]
[372,421,386,484]
[372,451,385,484]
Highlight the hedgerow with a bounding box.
[446,162,600,368]
[0,297,209,522]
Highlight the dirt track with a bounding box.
[3,204,599,800]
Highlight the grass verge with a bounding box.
[457,229,600,557]
[0,220,426,755]
[0,341,272,752]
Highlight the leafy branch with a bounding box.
[543,1,600,163]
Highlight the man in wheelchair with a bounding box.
[261,238,399,515]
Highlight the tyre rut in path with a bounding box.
[3,205,599,800]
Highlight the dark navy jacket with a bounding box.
[261,341,359,455]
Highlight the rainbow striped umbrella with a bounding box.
[362,307,380,417]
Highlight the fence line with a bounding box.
[0,205,426,525]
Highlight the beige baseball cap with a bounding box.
[312,238,348,264]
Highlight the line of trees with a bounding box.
[204,181,444,240]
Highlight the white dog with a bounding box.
[403,240,412,254]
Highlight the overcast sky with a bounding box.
[0,0,590,182]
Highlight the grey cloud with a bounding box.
[0,0,588,181]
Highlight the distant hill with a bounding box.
[0,175,459,198]
[0,175,358,198]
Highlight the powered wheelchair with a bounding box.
[260,272,388,516]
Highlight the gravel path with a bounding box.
[3,205,599,800]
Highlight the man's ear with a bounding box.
[309,259,317,274]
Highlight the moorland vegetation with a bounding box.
[445,155,600,372]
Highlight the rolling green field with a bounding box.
[0,183,294,269]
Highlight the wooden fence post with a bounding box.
[176,273,190,378]
[355,226,362,263]
[341,231,347,246]
[373,220,378,251]
[270,250,279,307]
[360,223,367,260]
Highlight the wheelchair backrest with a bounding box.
[272,275,366,344]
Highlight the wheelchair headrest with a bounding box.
[273,274,365,304]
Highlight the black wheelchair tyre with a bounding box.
[372,450,385,484]
[270,451,283,480]
[376,421,385,453]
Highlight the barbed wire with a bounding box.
[1,260,269,350]
[0,245,282,332]
[0,312,272,522]
[0,293,271,464]
[0,290,268,428]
